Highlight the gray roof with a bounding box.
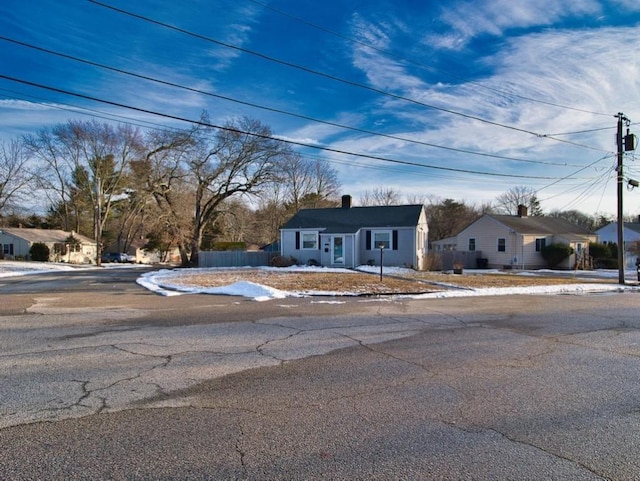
[0,227,95,244]
[488,215,595,237]
[625,222,640,234]
[281,204,425,234]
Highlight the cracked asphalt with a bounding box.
[2,269,640,479]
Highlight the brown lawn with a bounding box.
[165,268,615,295]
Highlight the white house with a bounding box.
[280,195,429,270]
[595,220,640,268]
[450,206,597,270]
[0,227,97,264]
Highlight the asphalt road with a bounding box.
[1,268,640,480]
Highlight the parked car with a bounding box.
[101,252,135,263]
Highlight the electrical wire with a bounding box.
[0,35,588,168]
[247,0,613,118]
[542,126,616,137]
[0,86,598,190]
[0,73,574,181]
[85,0,611,154]
[0,87,186,133]
[536,154,613,193]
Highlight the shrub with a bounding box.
[423,252,442,271]
[541,243,574,268]
[589,242,612,260]
[270,255,297,267]
[30,242,50,262]
[596,258,618,269]
[212,241,246,251]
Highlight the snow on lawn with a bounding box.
[0,260,79,277]
[137,265,639,300]
[1,260,637,301]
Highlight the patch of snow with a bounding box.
[2,261,639,301]
[0,260,78,277]
[135,265,639,301]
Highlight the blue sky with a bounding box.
[2,0,640,215]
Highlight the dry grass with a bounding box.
[166,268,615,295]
[168,269,438,295]
[400,270,615,289]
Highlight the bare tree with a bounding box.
[0,139,34,218]
[138,115,291,266]
[359,187,401,206]
[185,117,291,266]
[25,120,143,264]
[24,127,79,231]
[494,185,542,216]
[132,127,197,266]
[306,157,341,208]
[212,199,255,244]
[547,209,596,230]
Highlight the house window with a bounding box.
[497,238,506,252]
[3,244,13,255]
[468,238,476,251]
[301,232,318,249]
[535,238,546,252]
[373,231,391,249]
[366,230,398,250]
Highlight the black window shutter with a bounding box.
[295,231,300,250]
[365,230,371,250]
[392,230,398,250]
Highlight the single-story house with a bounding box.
[430,236,457,252]
[280,195,429,269]
[447,205,598,270]
[595,218,640,268]
[0,227,97,264]
[104,237,180,264]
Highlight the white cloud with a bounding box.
[328,16,640,214]
[431,0,602,49]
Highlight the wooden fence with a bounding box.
[198,250,274,268]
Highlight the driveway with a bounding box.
[1,269,640,479]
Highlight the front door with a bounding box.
[332,236,344,265]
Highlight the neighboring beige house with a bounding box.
[447,206,598,270]
[430,236,457,252]
[104,237,181,264]
[0,227,97,264]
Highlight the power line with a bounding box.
[542,126,615,137]
[0,74,570,181]
[537,154,613,193]
[0,87,186,133]
[0,85,597,187]
[86,0,611,154]
[0,35,586,168]
[247,0,613,118]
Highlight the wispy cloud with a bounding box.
[429,0,602,49]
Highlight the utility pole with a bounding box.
[616,113,636,284]
[617,113,625,284]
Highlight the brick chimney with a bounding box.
[341,194,352,209]
[517,204,528,217]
